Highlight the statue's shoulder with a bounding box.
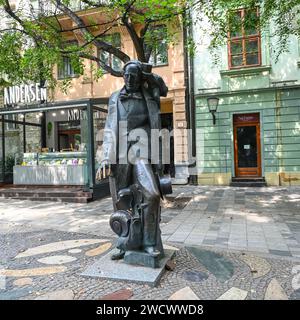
[109,90,120,105]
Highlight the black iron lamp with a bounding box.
[207,96,219,125]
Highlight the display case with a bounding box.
[21,153,38,166]
[14,152,88,185]
[37,152,87,166]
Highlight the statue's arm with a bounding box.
[143,72,168,98]
[152,73,168,97]
[102,93,118,165]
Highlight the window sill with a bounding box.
[57,75,79,80]
[81,78,93,84]
[152,63,169,69]
[220,65,271,77]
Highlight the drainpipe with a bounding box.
[275,87,283,186]
[183,11,197,185]
[1,116,5,181]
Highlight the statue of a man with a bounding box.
[97,60,171,265]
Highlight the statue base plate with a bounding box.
[81,248,176,287]
[124,250,163,268]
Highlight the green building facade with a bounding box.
[193,12,300,186]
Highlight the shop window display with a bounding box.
[20,152,87,166]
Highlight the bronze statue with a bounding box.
[97,60,172,267]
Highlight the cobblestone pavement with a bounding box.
[0,185,300,300]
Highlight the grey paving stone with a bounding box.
[269,250,292,257]
[209,226,220,231]
[186,246,234,282]
[290,289,300,300]
[182,270,209,282]
[0,288,30,300]
[202,240,217,245]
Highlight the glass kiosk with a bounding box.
[0,98,109,200]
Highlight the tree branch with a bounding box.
[3,0,46,44]
[62,25,114,52]
[78,52,123,77]
[121,1,146,61]
[54,0,130,63]
[59,17,121,33]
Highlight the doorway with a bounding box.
[233,113,261,177]
[57,120,81,151]
[161,112,175,178]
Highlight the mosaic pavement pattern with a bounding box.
[0,228,300,300]
[1,186,300,258]
[1,186,300,300]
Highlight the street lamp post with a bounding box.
[207,96,219,125]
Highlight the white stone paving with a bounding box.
[15,239,109,258]
[168,287,200,300]
[37,255,77,265]
[264,279,289,300]
[217,287,248,300]
[34,289,74,300]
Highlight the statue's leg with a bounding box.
[133,159,161,257]
[110,164,133,260]
[114,164,133,210]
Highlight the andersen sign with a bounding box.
[68,109,106,121]
[4,83,47,106]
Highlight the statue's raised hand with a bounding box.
[96,160,111,180]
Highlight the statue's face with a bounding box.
[123,64,141,92]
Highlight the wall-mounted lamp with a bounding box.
[207,96,219,125]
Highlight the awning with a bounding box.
[0,98,108,115]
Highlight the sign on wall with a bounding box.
[68,109,87,121]
[233,113,259,124]
[4,83,47,106]
[68,109,107,121]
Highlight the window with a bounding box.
[98,33,122,73]
[148,26,168,67]
[57,41,78,79]
[228,8,260,69]
[58,57,77,79]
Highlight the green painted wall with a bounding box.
[195,89,300,177]
[192,10,300,184]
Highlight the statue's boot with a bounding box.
[144,246,160,257]
[142,199,161,258]
[111,250,125,260]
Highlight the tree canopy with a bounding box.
[0,0,191,89]
[197,0,300,61]
[0,0,299,89]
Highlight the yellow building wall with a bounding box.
[52,12,188,170]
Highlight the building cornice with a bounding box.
[220,65,272,77]
[195,83,300,99]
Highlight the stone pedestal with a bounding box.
[124,251,163,268]
[81,248,176,287]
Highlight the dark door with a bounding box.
[233,113,261,177]
[161,113,175,177]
